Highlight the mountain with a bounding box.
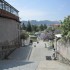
[21,20,60,26]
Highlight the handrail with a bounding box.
[0,0,19,16]
[0,9,19,21]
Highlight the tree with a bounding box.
[26,21,32,32]
[22,23,26,30]
[32,25,39,32]
[46,27,55,40]
[20,31,29,39]
[39,24,44,31]
[43,24,47,30]
[47,27,54,32]
[61,16,70,39]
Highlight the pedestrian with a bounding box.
[52,44,54,49]
[45,43,46,48]
[52,48,56,60]
[34,45,36,47]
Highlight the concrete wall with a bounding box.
[54,39,70,65]
[0,17,20,59]
[0,17,20,42]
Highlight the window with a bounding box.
[2,3,5,10]
[0,2,3,9]
[11,8,18,16]
[5,4,10,12]
[0,1,19,16]
[10,8,14,14]
[13,10,18,16]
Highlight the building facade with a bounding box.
[0,0,20,59]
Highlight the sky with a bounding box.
[5,0,70,21]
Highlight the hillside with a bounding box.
[21,20,60,25]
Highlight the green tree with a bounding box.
[32,25,39,32]
[26,21,32,32]
[61,16,70,39]
[43,24,47,30]
[39,24,44,31]
[22,23,26,30]
[47,27,54,32]
[20,31,29,39]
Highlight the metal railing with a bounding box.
[0,0,19,16]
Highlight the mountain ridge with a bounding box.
[21,20,60,25]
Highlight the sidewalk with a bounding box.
[36,60,70,70]
[8,45,32,60]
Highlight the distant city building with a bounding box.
[0,0,20,59]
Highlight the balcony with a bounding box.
[0,0,19,21]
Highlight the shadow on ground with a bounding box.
[0,60,33,70]
[8,45,33,60]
